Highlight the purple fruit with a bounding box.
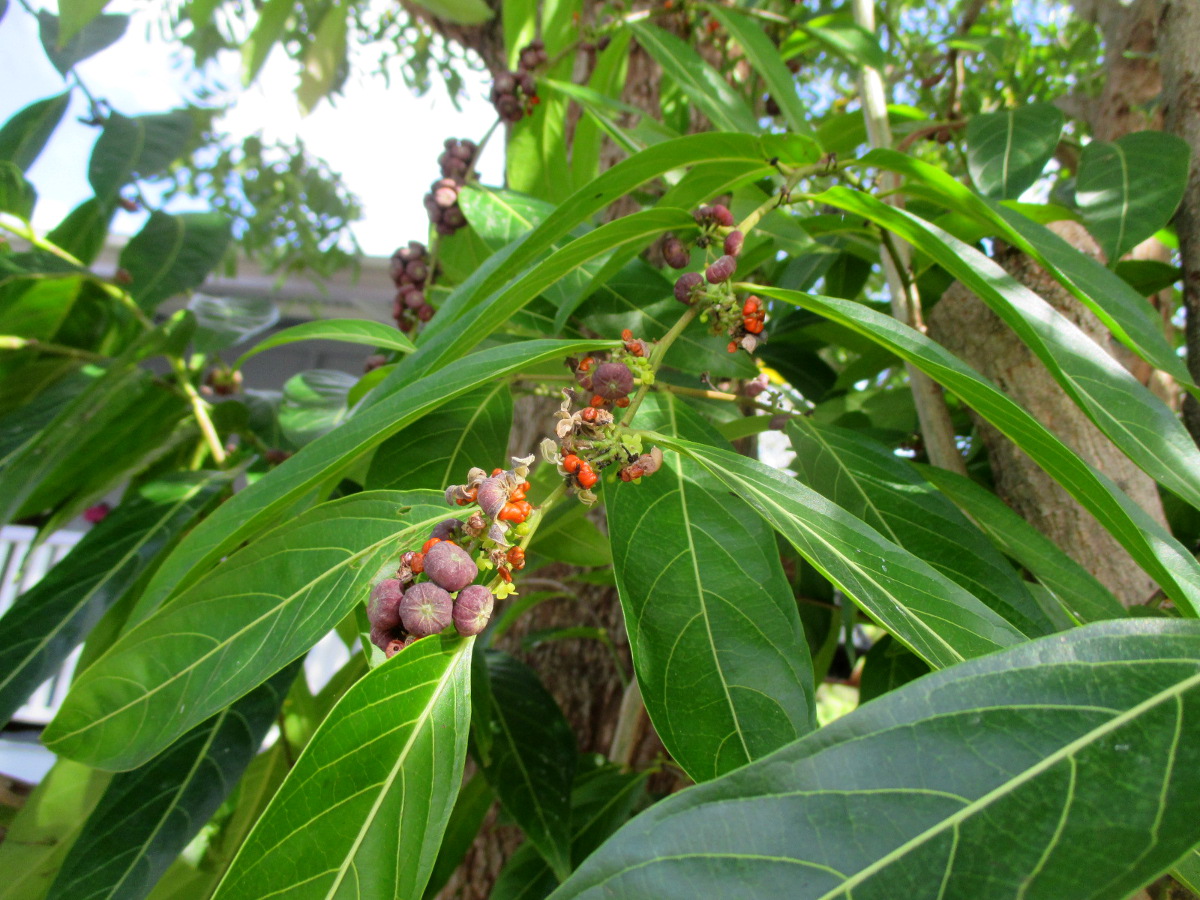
[368,578,404,630]
[477,476,508,518]
[400,582,454,637]
[406,260,428,282]
[424,541,478,592]
[674,271,704,305]
[493,72,517,95]
[723,230,744,257]
[405,289,426,310]
[430,518,464,541]
[705,255,737,284]
[454,585,495,636]
[417,304,436,322]
[370,624,394,651]
[710,204,734,227]
[662,235,689,269]
[594,361,634,400]
[693,205,713,224]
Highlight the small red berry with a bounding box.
[590,394,606,408]
[410,552,426,574]
[621,329,633,341]
[577,467,598,489]
[562,455,581,474]
[581,407,599,423]
[615,397,630,408]
[422,537,442,553]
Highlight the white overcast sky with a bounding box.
[0,1,502,257]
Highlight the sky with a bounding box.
[0,1,503,258]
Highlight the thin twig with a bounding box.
[171,356,227,467]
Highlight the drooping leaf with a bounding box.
[37,10,127,74]
[188,294,279,354]
[213,634,473,900]
[551,619,1200,900]
[649,433,1025,668]
[0,92,70,172]
[796,14,889,71]
[752,284,1200,615]
[479,650,576,880]
[610,394,815,780]
[88,111,194,201]
[0,160,36,219]
[46,197,116,264]
[366,382,512,491]
[137,339,604,612]
[42,491,450,770]
[234,319,415,368]
[817,186,1200,515]
[918,464,1127,625]
[966,103,1064,199]
[0,471,229,726]
[55,0,115,44]
[788,419,1056,637]
[241,0,290,84]
[1076,130,1191,261]
[45,665,295,900]
[423,771,494,900]
[118,211,232,312]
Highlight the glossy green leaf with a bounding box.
[1076,131,1191,261]
[649,433,1024,668]
[46,197,116,264]
[410,0,493,24]
[527,500,611,568]
[241,0,290,85]
[296,5,347,114]
[0,760,111,900]
[234,319,415,369]
[0,92,70,171]
[610,394,814,780]
[788,419,1055,637]
[188,294,279,354]
[366,382,512,491]
[118,211,232,312]
[43,490,449,770]
[213,634,473,900]
[88,111,193,201]
[966,103,1063,199]
[0,471,229,726]
[138,339,603,612]
[857,634,929,703]
[817,186,1200,513]
[629,23,758,133]
[45,666,295,900]
[797,15,889,71]
[856,150,1192,387]
[0,275,83,340]
[918,464,1127,625]
[543,79,677,155]
[551,619,1200,900]
[480,650,576,880]
[567,31,635,185]
[0,160,35,219]
[1174,847,1200,895]
[752,284,1200,615]
[37,10,127,73]
[278,369,355,447]
[423,771,494,900]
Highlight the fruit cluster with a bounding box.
[390,241,435,332]
[490,40,545,123]
[424,138,477,238]
[445,455,536,556]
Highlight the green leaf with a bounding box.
[213,634,473,900]
[42,490,450,770]
[798,15,888,71]
[817,186,1200,514]
[45,666,295,900]
[409,0,493,24]
[480,650,576,880]
[706,7,810,136]
[366,382,512,491]
[188,294,279,354]
[857,634,929,703]
[296,6,347,114]
[752,284,1200,616]
[551,619,1200,900]
[0,275,83,341]
[611,394,815,780]
[1077,131,1192,260]
[55,0,114,44]
[278,369,355,447]
[0,92,70,171]
[118,211,232,311]
[628,23,758,133]
[527,501,611,568]
[650,433,1024,669]
[966,103,1064,199]
[138,339,602,614]
[0,760,111,900]
[46,197,116,264]
[234,319,415,369]
[788,419,1056,637]
[1174,847,1200,895]
[0,471,229,726]
[241,0,290,85]
[423,771,494,900]
[37,10,127,74]
[88,111,193,201]
[0,160,35,219]
[918,465,1127,625]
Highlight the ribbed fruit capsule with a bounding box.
[430,518,464,541]
[367,579,405,631]
[705,255,737,284]
[477,476,508,518]
[662,235,690,269]
[423,541,479,592]
[710,204,734,227]
[454,584,495,636]
[594,362,634,400]
[723,230,744,257]
[674,272,704,305]
[400,582,454,637]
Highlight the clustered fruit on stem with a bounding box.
[490,40,545,123]
[425,138,477,238]
[669,202,769,354]
[390,240,435,333]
